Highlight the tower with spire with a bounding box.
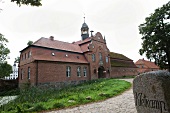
[81,17,89,40]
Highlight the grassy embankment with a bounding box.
[0,78,131,113]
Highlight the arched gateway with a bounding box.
[98,66,105,78]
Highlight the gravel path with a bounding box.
[47,78,137,113]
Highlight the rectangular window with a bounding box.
[66,66,71,77]
[92,54,95,62]
[28,51,31,58]
[77,66,81,77]
[28,67,30,79]
[99,53,102,61]
[106,56,108,63]
[83,67,87,77]
[25,53,27,59]
[22,55,24,60]
[21,69,23,80]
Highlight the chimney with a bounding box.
[49,36,54,41]
[143,58,144,60]
[90,30,94,37]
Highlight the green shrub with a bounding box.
[2,78,131,112]
[53,102,65,109]
[32,104,46,112]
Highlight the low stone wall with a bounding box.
[0,79,18,92]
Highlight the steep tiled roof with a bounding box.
[135,59,159,69]
[111,60,137,68]
[109,52,132,61]
[73,37,91,45]
[27,37,90,63]
[110,52,136,68]
[33,50,88,64]
[33,37,83,53]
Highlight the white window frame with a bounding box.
[28,67,30,79]
[66,66,71,77]
[106,56,108,63]
[99,53,102,61]
[77,67,81,77]
[92,54,95,62]
[83,67,87,77]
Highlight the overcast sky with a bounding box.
[0,0,169,65]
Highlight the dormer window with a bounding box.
[51,52,55,56]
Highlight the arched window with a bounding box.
[99,53,102,61]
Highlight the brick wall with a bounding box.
[84,32,111,80]
[19,61,90,88]
[37,61,90,83]
[0,79,18,92]
[110,67,138,78]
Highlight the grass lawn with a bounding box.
[0,78,131,113]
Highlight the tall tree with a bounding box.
[0,33,10,63]
[0,62,12,78]
[139,1,170,71]
[0,34,12,78]
[14,56,20,63]
[11,0,42,6]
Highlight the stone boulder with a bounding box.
[133,71,170,113]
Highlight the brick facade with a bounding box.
[135,59,160,74]
[110,67,138,78]
[109,52,138,77]
[18,22,137,88]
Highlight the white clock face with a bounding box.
[82,31,87,34]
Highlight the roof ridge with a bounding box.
[32,37,83,53]
[110,52,132,61]
[43,37,77,45]
[33,37,44,44]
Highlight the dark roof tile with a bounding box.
[33,37,83,53]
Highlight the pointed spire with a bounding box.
[84,16,85,23]
[104,35,106,42]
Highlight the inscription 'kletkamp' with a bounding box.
[135,92,167,113]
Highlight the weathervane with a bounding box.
[83,13,85,23]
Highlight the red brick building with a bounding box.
[135,59,160,74]
[110,52,138,77]
[19,21,137,87]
